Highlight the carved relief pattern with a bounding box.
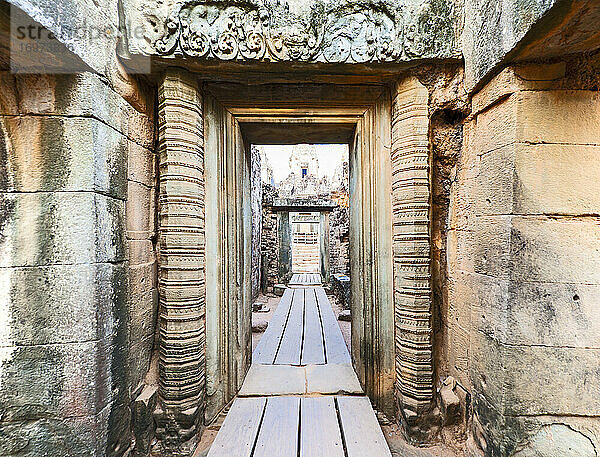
[391,77,433,414]
[152,0,453,63]
[157,70,206,423]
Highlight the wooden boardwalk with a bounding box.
[206,285,392,457]
[253,287,351,365]
[289,273,322,286]
[207,396,391,457]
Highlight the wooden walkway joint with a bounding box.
[206,282,392,457]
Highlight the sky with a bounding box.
[258,144,348,183]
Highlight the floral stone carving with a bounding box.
[144,0,456,63]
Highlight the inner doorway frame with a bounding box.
[205,80,395,419]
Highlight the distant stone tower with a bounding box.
[278,144,323,197]
[289,143,319,179]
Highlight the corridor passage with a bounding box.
[206,280,392,457]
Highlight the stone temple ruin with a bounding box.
[0,0,600,456]
[258,144,350,295]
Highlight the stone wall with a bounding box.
[125,80,158,457]
[449,60,600,456]
[251,146,262,299]
[260,184,278,293]
[329,204,349,276]
[0,71,155,457]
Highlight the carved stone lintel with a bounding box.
[140,0,456,63]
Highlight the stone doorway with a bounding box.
[158,70,431,431]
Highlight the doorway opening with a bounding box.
[250,143,352,365]
[291,212,320,274]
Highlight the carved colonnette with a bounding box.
[391,77,433,418]
[133,0,456,64]
[156,69,206,443]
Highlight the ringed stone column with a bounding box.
[156,69,205,446]
[391,77,433,421]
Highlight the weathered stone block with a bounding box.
[447,323,470,386]
[127,180,155,238]
[509,216,600,284]
[474,276,600,348]
[0,263,126,347]
[447,273,475,329]
[439,380,461,425]
[473,392,600,457]
[470,90,600,162]
[128,141,156,187]
[0,192,125,267]
[470,95,518,155]
[512,423,596,457]
[472,216,512,280]
[129,287,158,343]
[475,142,600,216]
[0,116,127,199]
[471,64,566,114]
[505,281,600,348]
[517,90,600,145]
[474,143,515,216]
[513,143,600,215]
[2,73,154,149]
[128,239,155,266]
[0,413,108,457]
[469,333,506,425]
[132,385,158,457]
[127,334,155,398]
[505,345,600,416]
[129,262,157,309]
[471,331,600,417]
[462,0,560,91]
[0,341,113,421]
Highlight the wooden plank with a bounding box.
[315,287,351,364]
[336,396,392,457]
[206,397,266,457]
[253,397,300,457]
[275,288,305,364]
[253,288,294,364]
[300,397,344,457]
[301,288,326,365]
